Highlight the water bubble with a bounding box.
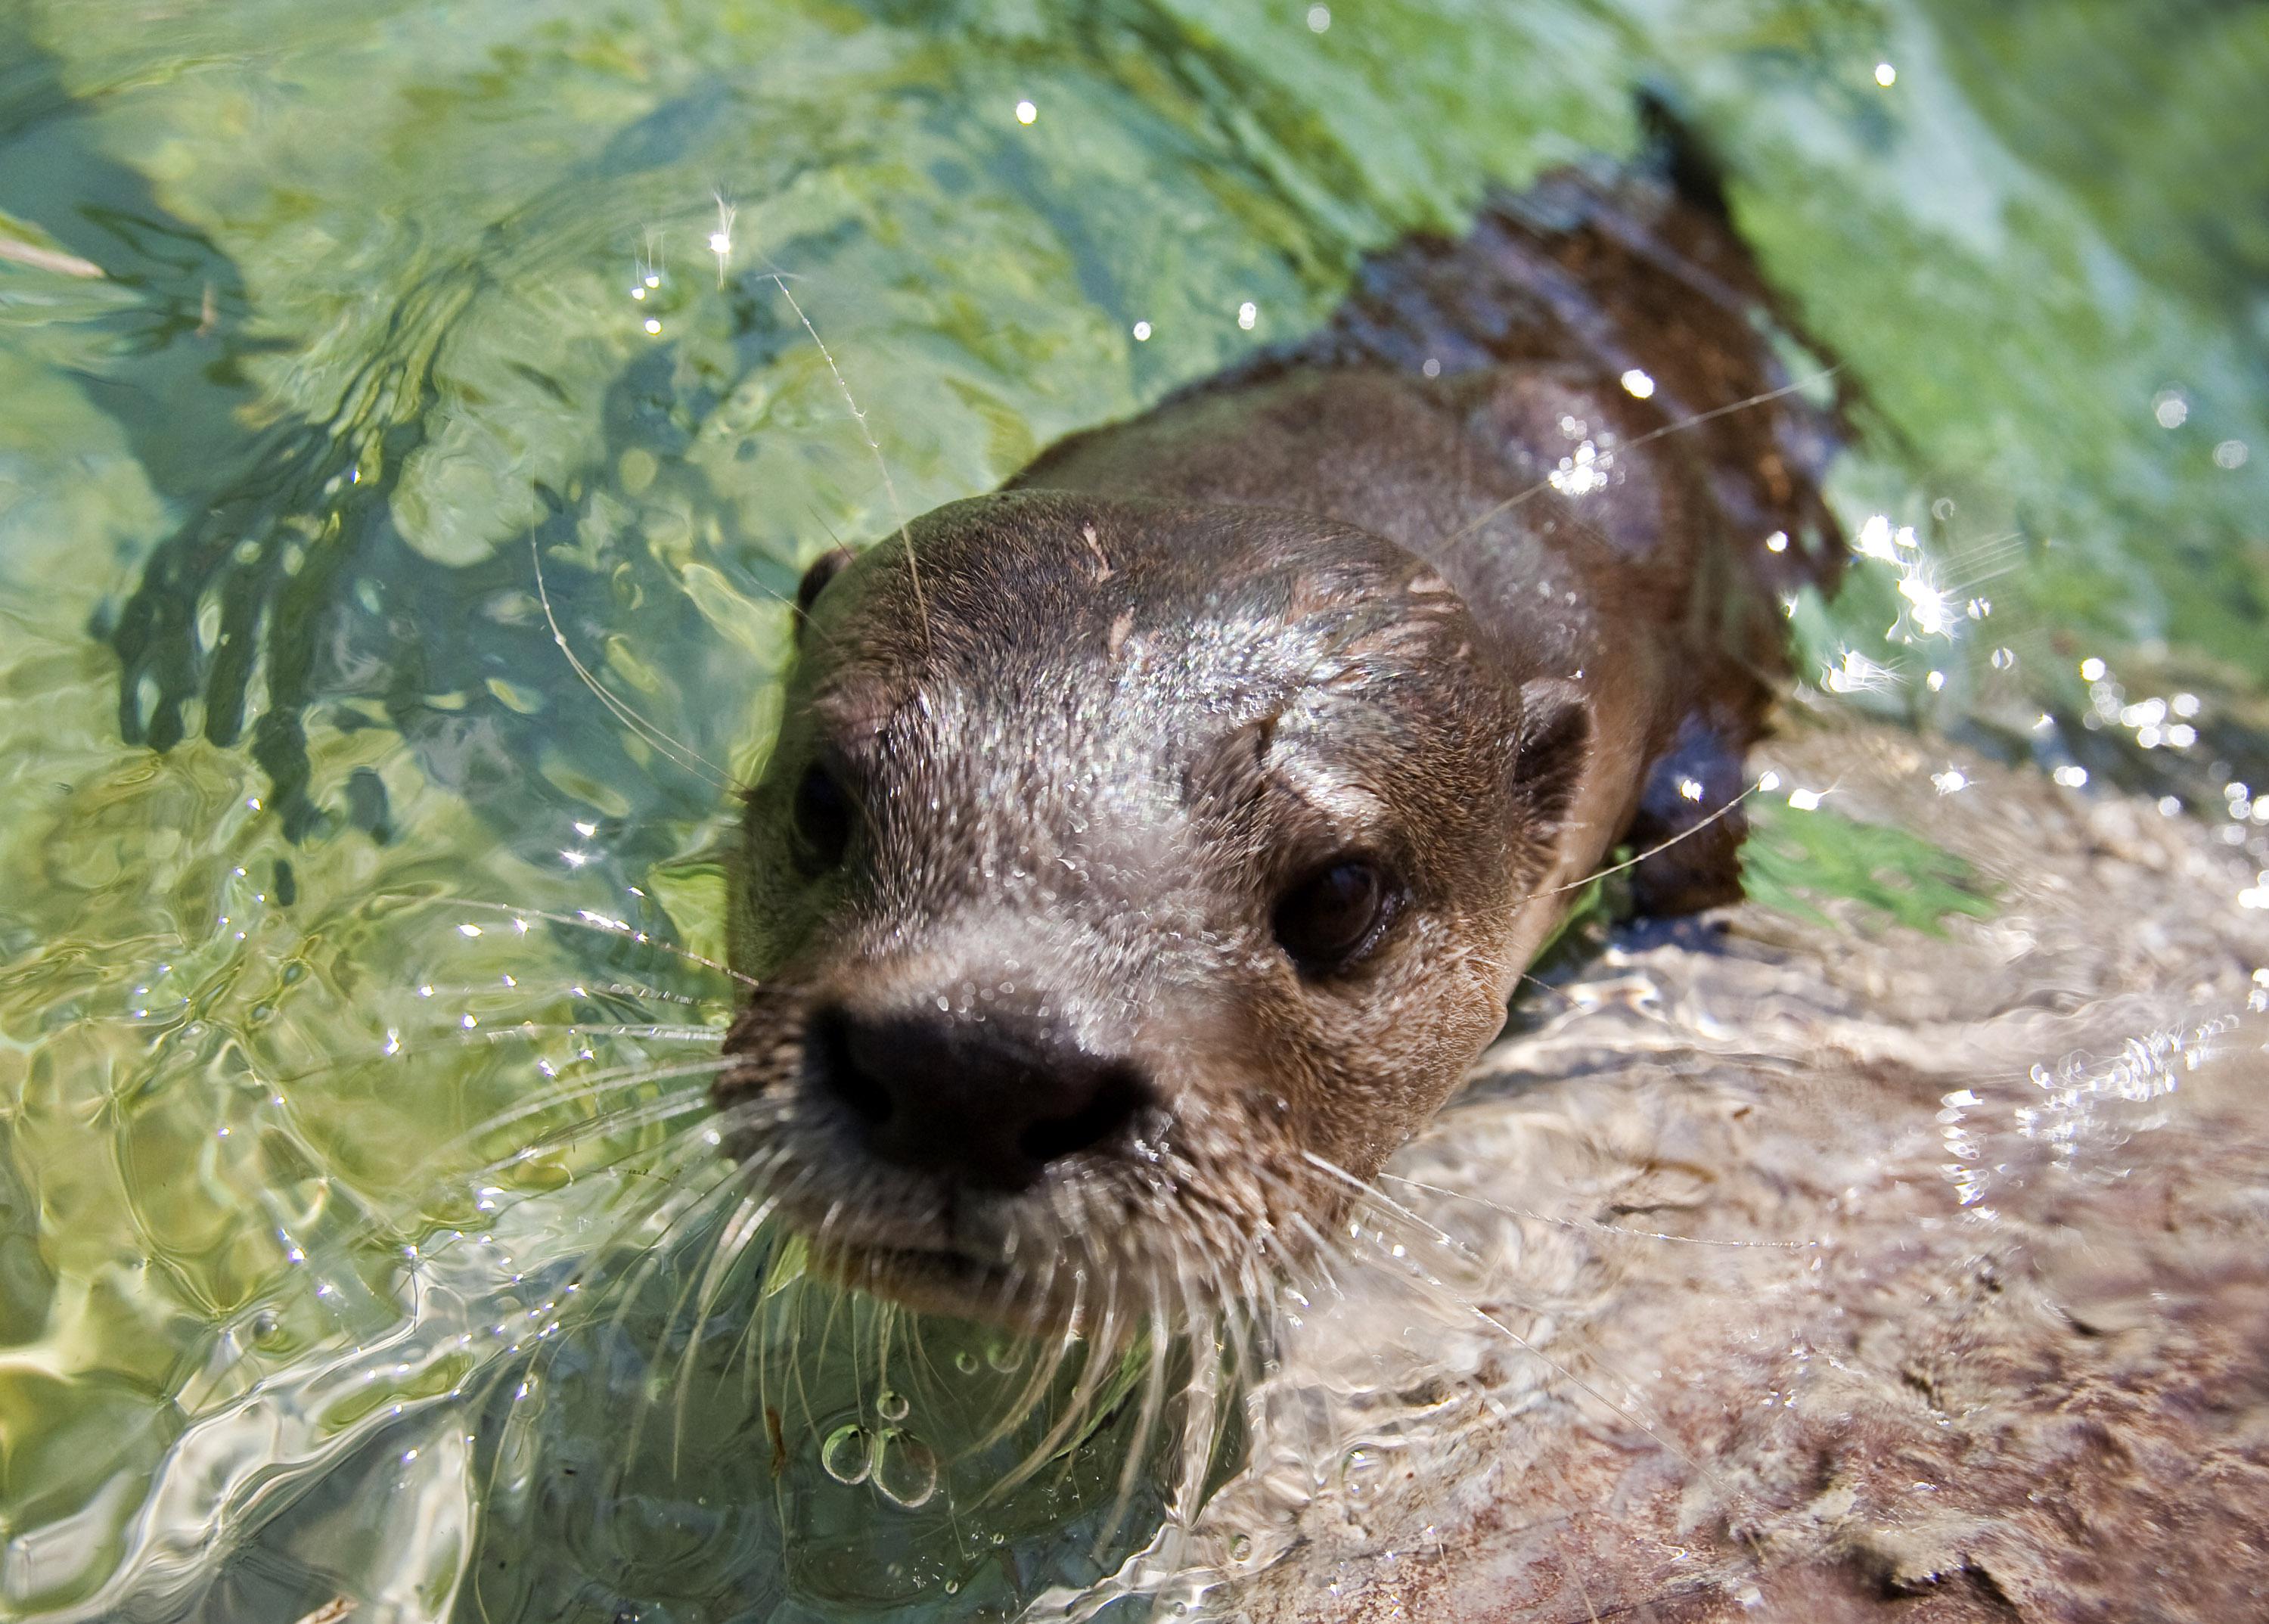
[954,1350,979,1375]
[873,1430,940,1508]
[1306,4,1330,31]
[1341,1445,1386,1498]
[986,1340,1023,1373]
[1230,1532,1254,1562]
[877,1389,909,1422]
[821,1423,872,1485]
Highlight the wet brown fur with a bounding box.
[713,157,1843,1327]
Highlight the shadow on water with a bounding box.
[0,33,804,856]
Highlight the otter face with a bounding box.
[715,492,1587,1328]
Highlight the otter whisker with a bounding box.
[752,255,930,653]
[1302,1155,1743,1501]
[440,897,761,992]
[1438,368,1842,552]
[303,1078,747,1275]
[1086,1302,1168,1560]
[260,1021,719,1093]
[596,1144,753,1343]
[530,531,735,790]
[1525,775,1771,905]
[971,1279,1103,1497]
[424,1055,736,1167]
[1377,1171,1822,1250]
[666,1190,781,1476]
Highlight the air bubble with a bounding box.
[821,1423,872,1485]
[877,1389,909,1422]
[873,1429,939,1508]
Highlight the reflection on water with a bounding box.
[1,0,2267,1618]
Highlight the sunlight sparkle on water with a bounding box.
[1824,647,1899,694]
[1619,368,1655,399]
[1897,570,1953,637]
[2153,390,2188,429]
[1874,62,1897,86]
[1014,100,1037,125]
[709,197,737,285]
[1307,5,1330,31]
[1548,439,1610,495]
[1131,321,1152,341]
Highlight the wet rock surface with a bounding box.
[1203,721,2269,1622]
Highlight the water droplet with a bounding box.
[954,1350,979,1374]
[872,1429,939,1508]
[821,1423,872,1485]
[877,1389,909,1422]
[1341,1445,1386,1497]
[986,1340,1023,1373]
[1230,1532,1254,1561]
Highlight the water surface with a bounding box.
[2,0,2265,1618]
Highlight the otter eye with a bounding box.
[1273,856,1398,976]
[791,762,854,874]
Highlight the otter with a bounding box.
[712,148,1843,1329]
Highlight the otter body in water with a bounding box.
[715,159,1842,1326]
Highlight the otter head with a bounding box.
[715,491,1588,1328]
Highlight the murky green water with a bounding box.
[1,0,2264,1619]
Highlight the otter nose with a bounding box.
[806,1005,1149,1191]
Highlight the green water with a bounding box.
[1,0,2264,1618]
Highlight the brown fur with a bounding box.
[713,160,1842,1326]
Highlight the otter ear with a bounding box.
[1513,677,1591,827]
[794,546,858,642]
